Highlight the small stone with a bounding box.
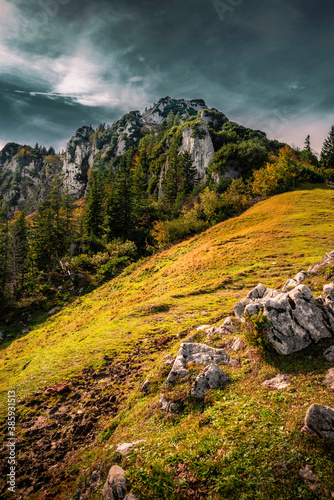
[230,338,245,352]
[220,316,235,334]
[323,368,334,389]
[124,495,139,500]
[48,307,59,317]
[0,331,4,343]
[197,325,211,331]
[303,403,334,440]
[191,364,230,400]
[102,465,127,500]
[21,328,30,335]
[282,271,308,292]
[116,440,146,455]
[162,354,175,365]
[44,383,70,396]
[205,326,223,336]
[159,394,180,413]
[324,346,334,363]
[139,379,151,394]
[299,465,319,482]
[262,374,290,390]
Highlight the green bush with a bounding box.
[244,310,271,348]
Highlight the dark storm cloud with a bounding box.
[1,0,334,152]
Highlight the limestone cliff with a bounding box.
[0,97,234,212]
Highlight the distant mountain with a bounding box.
[0,96,282,213]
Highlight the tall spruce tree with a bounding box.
[83,170,106,241]
[0,202,10,296]
[32,177,72,272]
[321,125,334,169]
[106,151,135,241]
[11,211,29,290]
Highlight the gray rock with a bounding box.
[323,368,334,389]
[159,394,180,413]
[102,465,127,500]
[124,495,139,500]
[162,354,175,365]
[308,250,334,274]
[303,403,334,440]
[220,316,235,334]
[191,364,230,399]
[233,283,280,319]
[48,307,59,317]
[234,283,332,355]
[166,341,237,384]
[116,440,145,455]
[262,374,291,389]
[0,331,4,343]
[324,346,334,363]
[205,325,224,336]
[139,379,151,394]
[230,337,246,352]
[282,271,308,292]
[196,325,211,331]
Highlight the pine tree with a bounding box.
[83,170,106,241]
[179,151,197,198]
[32,177,72,272]
[321,125,334,169]
[304,135,311,152]
[106,154,135,241]
[0,202,10,296]
[11,211,29,290]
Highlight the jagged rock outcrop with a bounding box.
[179,124,215,179]
[234,283,333,355]
[142,97,209,125]
[191,364,230,399]
[0,97,230,211]
[302,403,334,440]
[166,338,237,384]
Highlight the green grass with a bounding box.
[1,188,334,499]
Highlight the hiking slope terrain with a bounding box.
[1,187,334,499]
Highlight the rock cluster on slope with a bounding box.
[233,279,334,354]
[166,337,237,384]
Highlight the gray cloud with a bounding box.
[0,0,333,153]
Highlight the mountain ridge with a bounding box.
[0,96,280,214]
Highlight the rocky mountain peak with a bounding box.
[142,96,210,126]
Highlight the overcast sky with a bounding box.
[0,0,333,153]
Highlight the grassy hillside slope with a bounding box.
[1,187,334,499]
